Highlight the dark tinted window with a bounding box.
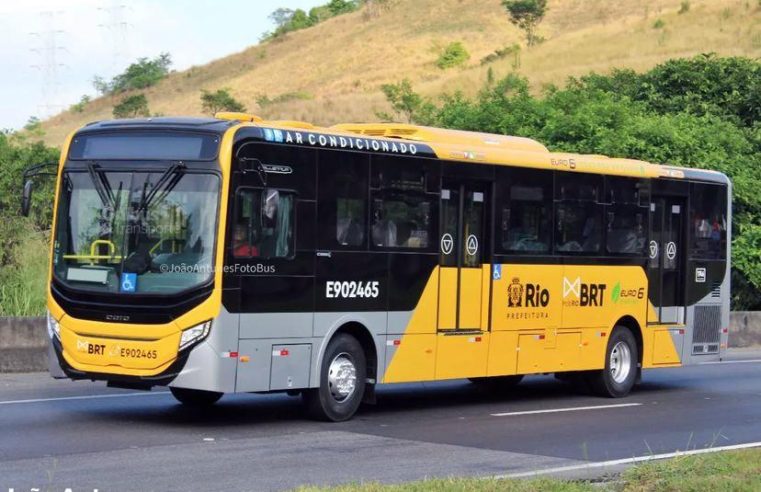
[69,132,219,160]
[556,172,601,201]
[604,176,649,205]
[370,156,436,250]
[606,205,647,255]
[497,168,552,254]
[318,152,368,249]
[690,183,728,259]
[555,172,602,253]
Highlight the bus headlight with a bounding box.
[47,311,61,340]
[179,320,211,351]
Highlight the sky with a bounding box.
[0,0,326,130]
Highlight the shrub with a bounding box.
[112,94,150,118]
[679,1,690,14]
[69,95,91,113]
[436,42,470,69]
[480,44,521,68]
[653,18,665,29]
[200,88,246,115]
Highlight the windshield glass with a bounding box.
[52,168,220,295]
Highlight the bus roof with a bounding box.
[76,114,729,185]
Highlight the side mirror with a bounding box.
[20,162,58,218]
[21,179,33,217]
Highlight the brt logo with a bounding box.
[76,339,106,355]
[507,278,550,308]
[563,277,607,307]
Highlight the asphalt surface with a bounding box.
[2,349,761,491]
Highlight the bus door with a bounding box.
[648,196,687,324]
[438,180,488,331]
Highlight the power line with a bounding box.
[29,10,68,119]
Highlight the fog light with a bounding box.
[47,310,60,340]
[179,320,211,351]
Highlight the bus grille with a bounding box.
[692,305,721,355]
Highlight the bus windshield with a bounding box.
[52,168,220,295]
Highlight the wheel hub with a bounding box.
[610,341,632,384]
[328,353,357,402]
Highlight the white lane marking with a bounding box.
[491,402,642,417]
[500,441,761,478]
[0,391,170,406]
[699,359,761,365]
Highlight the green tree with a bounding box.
[502,0,548,47]
[110,53,172,92]
[376,79,433,123]
[94,53,172,95]
[113,94,150,118]
[326,0,358,15]
[200,88,246,115]
[269,7,295,28]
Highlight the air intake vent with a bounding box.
[710,282,721,298]
[692,305,721,355]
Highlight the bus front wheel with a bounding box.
[304,333,366,422]
[170,387,223,407]
[588,326,638,398]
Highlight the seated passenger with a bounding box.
[232,224,259,257]
[372,209,397,247]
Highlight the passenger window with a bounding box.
[497,168,552,254]
[555,172,603,253]
[370,156,435,250]
[606,205,646,255]
[690,183,727,259]
[371,193,433,248]
[233,188,294,259]
[604,177,648,255]
[318,152,368,249]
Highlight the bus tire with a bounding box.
[170,387,223,407]
[588,326,638,398]
[468,375,523,390]
[304,333,366,422]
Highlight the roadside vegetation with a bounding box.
[296,448,761,491]
[0,132,58,316]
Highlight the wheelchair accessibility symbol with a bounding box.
[120,273,137,293]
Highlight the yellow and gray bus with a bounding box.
[24,113,731,421]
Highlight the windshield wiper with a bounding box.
[138,162,186,212]
[86,162,115,208]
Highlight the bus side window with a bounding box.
[233,188,294,259]
[689,183,727,260]
[555,172,603,253]
[497,168,552,254]
[604,177,647,255]
[318,152,368,249]
[370,156,435,250]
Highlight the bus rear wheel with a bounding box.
[170,387,223,407]
[588,326,638,398]
[304,333,366,422]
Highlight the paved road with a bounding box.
[2,349,761,491]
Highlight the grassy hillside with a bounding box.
[41,0,761,145]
